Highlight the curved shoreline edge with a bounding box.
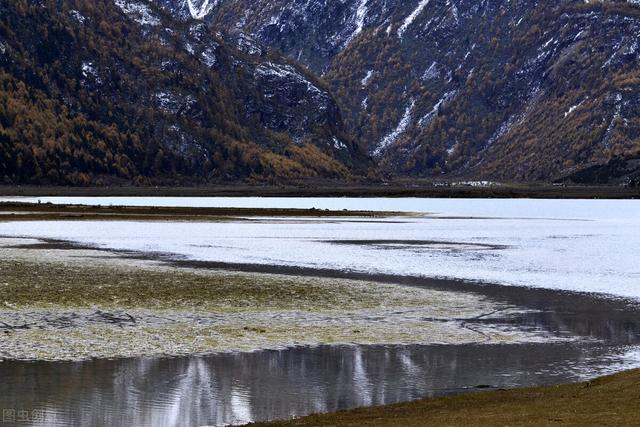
[248,368,640,426]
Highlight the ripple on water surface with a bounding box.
[1,343,640,427]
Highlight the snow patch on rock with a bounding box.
[564,100,586,118]
[114,0,160,26]
[345,0,369,46]
[373,100,415,157]
[398,0,432,38]
[69,10,86,24]
[361,70,374,87]
[422,61,439,80]
[418,90,457,127]
[200,47,217,67]
[81,61,101,84]
[255,62,325,97]
[154,91,196,114]
[185,0,218,20]
[333,137,348,150]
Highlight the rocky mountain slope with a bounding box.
[159,0,640,182]
[564,155,640,187]
[1,0,639,185]
[0,0,367,185]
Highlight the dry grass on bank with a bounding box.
[253,369,640,427]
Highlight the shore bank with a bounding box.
[251,368,640,426]
[1,182,638,199]
[0,203,408,222]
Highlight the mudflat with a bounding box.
[0,238,540,361]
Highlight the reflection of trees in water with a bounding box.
[1,343,639,426]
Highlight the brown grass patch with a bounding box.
[252,369,640,426]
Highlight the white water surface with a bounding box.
[1,198,639,299]
[0,196,638,220]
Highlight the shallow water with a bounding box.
[1,276,640,426]
[2,196,639,219]
[0,198,639,298]
[1,342,639,427]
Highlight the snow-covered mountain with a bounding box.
[2,0,639,184]
[155,0,640,182]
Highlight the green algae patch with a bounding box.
[0,260,444,313]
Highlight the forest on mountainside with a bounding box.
[2,0,640,186]
[0,0,368,185]
[206,0,640,184]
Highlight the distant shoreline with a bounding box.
[0,183,638,199]
[0,203,406,222]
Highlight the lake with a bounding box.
[1,197,639,426]
[1,342,639,427]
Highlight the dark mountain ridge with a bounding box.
[0,0,367,185]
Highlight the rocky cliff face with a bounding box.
[0,0,366,185]
[157,0,640,182]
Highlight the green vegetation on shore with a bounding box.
[252,369,640,426]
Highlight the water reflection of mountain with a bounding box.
[1,342,638,427]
